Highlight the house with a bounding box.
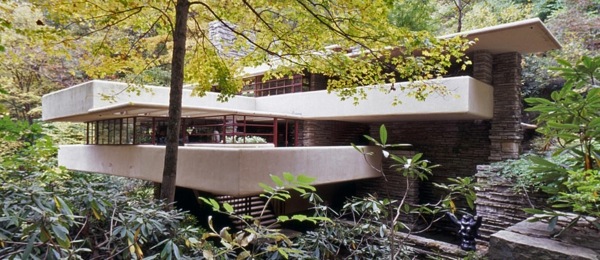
[42,19,560,215]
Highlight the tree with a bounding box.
[544,0,600,61]
[388,0,437,32]
[520,0,599,99]
[453,0,475,32]
[162,0,189,205]
[430,0,477,34]
[0,2,81,123]
[0,2,11,53]
[432,0,535,34]
[34,0,471,204]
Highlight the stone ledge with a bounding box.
[488,220,600,260]
[399,232,487,259]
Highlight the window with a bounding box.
[88,118,135,145]
[243,74,308,97]
[184,115,275,144]
[86,116,300,147]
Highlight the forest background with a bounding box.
[0,0,598,259]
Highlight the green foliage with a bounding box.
[460,0,534,30]
[41,122,86,145]
[298,195,407,259]
[260,172,316,203]
[0,117,61,178]
[489,154,576,194]
[196,158,467,259]
[521,54,563,99]
[490,156,536,186]
[0,120,481,259]
[551,56,599,90]
[31,0,472,105]
[358,125,478,215]
[545,0,599,58]
[521,55,600,231]
[527,154,576,195]
[521,0,599,99]
[357,124,413,152]
[526,56,600,171]
[557,169,600,217]
[435,176,478,212]
[532,0,565,21]
[388,0,437,32]
[346,124,478,257]
[199,172,322,259]
[431,0,534,34]
[124,66,172,87]
[0,116,43,147]
[390,152,437,180]
[0,174,201,259]
[0,121,206,259]
[0,2,81,122]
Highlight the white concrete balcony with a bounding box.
[256,76,493,122]
[42,76,493,123]
[58,145,382,196]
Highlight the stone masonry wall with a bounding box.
[472,51,493,85]
[356,150,418,202]
[208,21,251,59]
[356,150,421,224]
[298,120,369,146]
[474,165,548,243]
[489,52,524,161]
[359,121,491,204]
[309,73,328,91]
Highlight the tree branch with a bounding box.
[292,0,385,61]
[57,6,145,44]
[190,0,310,69]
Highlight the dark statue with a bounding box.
[446,212,482,251]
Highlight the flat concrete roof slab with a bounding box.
[445,18,561,54]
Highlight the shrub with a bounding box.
[0,121,206,259]
[198,125,478,259]
[522,55,600,230]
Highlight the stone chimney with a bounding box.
[208,21,251,59]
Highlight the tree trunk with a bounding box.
[456,0,463,33]
[457,9,463,33]
[153,182,161,200]
[160,0,189,207]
